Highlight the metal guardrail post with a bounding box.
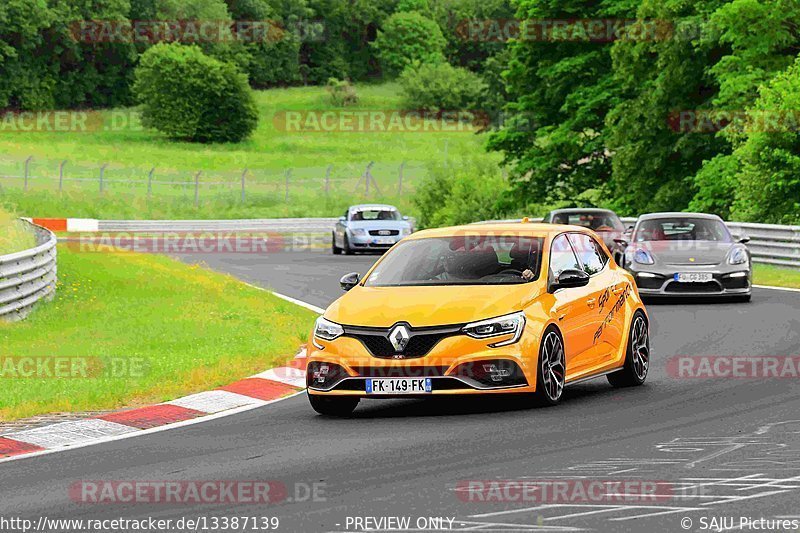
[23,156,32,191]
[58,160,67,192]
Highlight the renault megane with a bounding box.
[307,222,650,416]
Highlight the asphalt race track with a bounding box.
[2,249,800,532]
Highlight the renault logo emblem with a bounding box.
[389,324,410,352]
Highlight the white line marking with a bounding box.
[269,289,325,314]
[754,284,800,293]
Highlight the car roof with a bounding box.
[349,204,397,211]
[548,208,618,215]
[406,222,592,240]
[637,212,723,221]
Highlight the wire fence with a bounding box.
[0,155,423,206]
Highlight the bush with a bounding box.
[372,12,446,78]
[412,157,509,229]
[133,43,258,143]
[326,78,358,106]
[399,61,486,112]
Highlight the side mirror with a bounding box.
[738,233,750,244]
[614,238,629,249]
[340,272,360,291]
[552,269,590,291]
[338,216,346,222]
[402,215,409,221]
[626,225,634,231]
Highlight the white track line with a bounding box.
[754,284,800,293]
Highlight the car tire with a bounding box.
[608,311,649,388]
[343,234,354,255]
[332,233,342,255]
[308,393,359,417]
[531,327,566,406]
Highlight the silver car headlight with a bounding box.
[728,246,749,265]
[314,317,344,342]
[401,227,412,236]
[634,249,655,265]
[463,312,526,347]
[350,228,367,237]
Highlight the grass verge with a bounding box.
[753,263,800,289]
[0,83,498,219]
[0,207,36,255]
[0,246,316,421]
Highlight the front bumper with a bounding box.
[630,266,752,297]
[348,233,404,250]
[306,329,540,397]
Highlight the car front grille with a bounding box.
[664,281,723,293]
[342,323,464,359]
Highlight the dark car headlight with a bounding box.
[463,312,525,347]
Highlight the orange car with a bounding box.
[306,222,650,416]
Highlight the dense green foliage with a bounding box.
[372,11,447,77]
[487,0,800,223]
[398,61,486,111]
[134,43,258,143]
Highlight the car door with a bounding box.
[549,234,597,378]
[567,232,622,371]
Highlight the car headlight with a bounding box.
[463,311,526,348]
[350,228,367,237]
[401,227,411,236]
[313,317,344,342]
[728,246,749,265]
[634,249,655,265]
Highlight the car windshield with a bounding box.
[551,212,624,231]
[635,218,732,242]
[364,235,544,286]
[350,209,400,221]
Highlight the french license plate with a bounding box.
[674,272,713,283]
[366,378,432,394]
[373,237,395,245]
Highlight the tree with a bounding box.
[372,11,447,77]
[134,43,258,143]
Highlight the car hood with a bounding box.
[325,283,544,327]
[634,241,734,265]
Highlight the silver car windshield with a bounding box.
[635,218,732,242]
[364,236,544,286]
[350,209,400,221]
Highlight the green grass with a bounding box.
[0,83,498,219]
[0,207,36,255]
[0,246,316,421]
[753,263,800,289]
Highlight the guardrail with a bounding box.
[96,218,340,233]
[0,221,57,321]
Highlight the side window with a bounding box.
[568,233,606,275]
[550,234,581,277]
